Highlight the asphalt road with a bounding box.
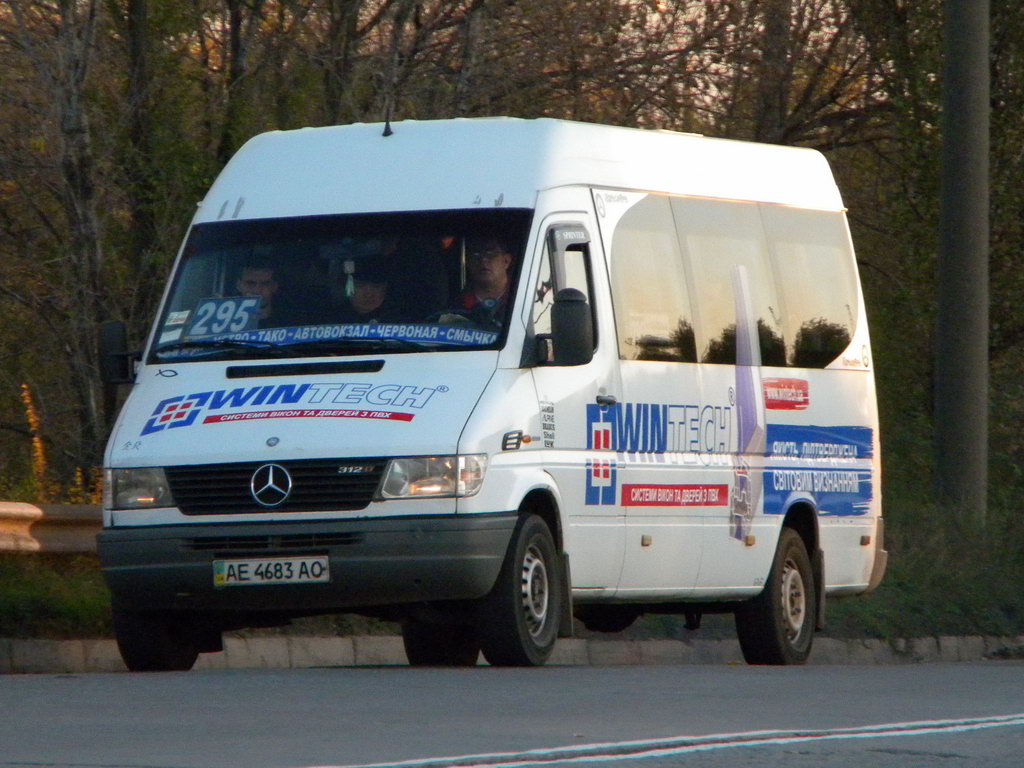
[1,663,1022,768]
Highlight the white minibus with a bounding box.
[98,117,886,670]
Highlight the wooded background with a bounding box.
[0,1,1020,551]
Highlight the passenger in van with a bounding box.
[442,236,513,330]
[335,261,401,323]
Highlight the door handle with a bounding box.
[595,394,618,407]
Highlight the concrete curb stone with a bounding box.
[352,635,406,666]
[587,640,642,666]
[289,636,356,668]
[690,639,744,665]
[549,638,588,665]
[637,640,687,665]
[2,634,1023,674]
[10,639,86,674]
[938,635,961,662]
[81,639,124,673]
[223,636,291,669]
[909,636,940,662]
[808,637,849,664]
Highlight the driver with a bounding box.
[444,236,513,330]
[236,264,279,321]
[235,263,282,327]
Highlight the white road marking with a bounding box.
[306,713,1024,768]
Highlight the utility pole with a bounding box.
[935,0,989,525]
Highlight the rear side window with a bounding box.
[761,207,857,367]
[598,189,859,370]
[671,198,785,367]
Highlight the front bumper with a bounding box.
[97,513,516,614]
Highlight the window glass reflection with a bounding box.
[608,195,697,362]
[671,198,784,366]
[761,206,857,367]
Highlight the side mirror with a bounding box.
[98,320,134,385]
[551,288,594,366]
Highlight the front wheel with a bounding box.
[402,620,480,666]
[477,514,563,666]
[112,609,202,672]
[734,528,816,665]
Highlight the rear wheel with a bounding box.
[735,528,816,665]
[112,609,202,672]
[402,620,480,666]
[477,514,562,666]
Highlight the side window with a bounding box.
[761,206,857,368]
[607,195,697,362]
[531,234,595,345]
[671,197,785,366]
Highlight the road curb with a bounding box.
[2,634,1022,673]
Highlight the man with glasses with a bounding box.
[444,236,514,330]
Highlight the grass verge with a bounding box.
[3,492,1023,641]
[0,554,111,639]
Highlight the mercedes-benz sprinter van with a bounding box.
[98,118,886,670]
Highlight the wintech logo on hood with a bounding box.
[141,382,444,436]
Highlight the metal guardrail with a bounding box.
[0,503,101,554]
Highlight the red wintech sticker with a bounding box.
[763,378,810,410]
[203,409,414,424]
[621,484,729,507]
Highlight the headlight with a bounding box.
[378,455,487,499]
[108,467,174,509]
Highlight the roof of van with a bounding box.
[195,117,844,223]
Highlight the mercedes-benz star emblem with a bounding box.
[250,463,293,507]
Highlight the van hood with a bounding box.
[106,353,496,467]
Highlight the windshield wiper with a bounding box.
[154,339,301,359]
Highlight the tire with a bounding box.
[477,514,562,666]
[734,528,816,665]
[112,609,201,672]
[402,620,480,666]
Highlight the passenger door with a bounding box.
[528,215,625,594]
[595,191,708,597]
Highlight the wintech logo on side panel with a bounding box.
[583,400,735,506]
[585,409,617,505]
[585,458,617,505]
[584,401,734,456]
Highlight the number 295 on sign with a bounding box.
[213,556,330,587]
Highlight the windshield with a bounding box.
[149,209,532,363]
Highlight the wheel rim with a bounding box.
[780,556,806,643]
[520,542,549,638]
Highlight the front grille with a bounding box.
[183,532,365,551]
[166,458,386,515]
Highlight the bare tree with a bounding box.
[319,0,369,124]
[719,0,891,149]
[217,0,268,164]
[1,0,107,472]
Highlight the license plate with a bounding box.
[213,556,330,587]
